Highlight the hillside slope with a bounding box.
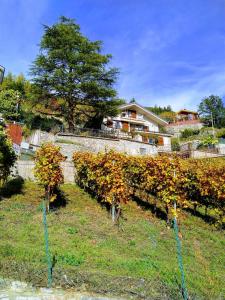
[0,180,224,299]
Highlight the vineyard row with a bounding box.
[73,151,225,225]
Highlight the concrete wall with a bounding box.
[217,144,225,155]
[162,136,171,148]
[24,130,171,155]
[166,123,203,137]
[13,160,75,183]
[191,150,224,158]
[26,130,56,146]
[56,134,158,159]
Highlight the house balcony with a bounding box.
[114,116,146,125]
[166,119,203,127]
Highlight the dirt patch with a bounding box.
[0,261,180,299]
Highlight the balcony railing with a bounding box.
[60,127,120,139]
[59,126,170,145]
[120,114,144,121]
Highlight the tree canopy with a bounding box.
[0,72,31,97]
[30,16,120,131]
[198,95,225,128]
[159,111,176,123]
[0,89,21,121]
[145,105,173,115]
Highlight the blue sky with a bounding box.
[1,0,225,110]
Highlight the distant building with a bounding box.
[102,102,172,151]
[166,109,203,135]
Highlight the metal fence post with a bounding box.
[173,201,188,300]
[42,200,52,288]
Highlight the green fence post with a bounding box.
[42,200,52,288]
[173,201,188,300]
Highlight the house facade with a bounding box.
[166,109,204,135]
[102,103,172,151]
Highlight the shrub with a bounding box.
[197,136,218,149]
[0,126,17,185]
[21,112,63,133]
[181,128,200,139]
[216,128,225,139]
[171,138,180,151]
[34,143,66,212]
[73,151,131,222]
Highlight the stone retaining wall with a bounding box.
[13,161,75,183]
[56,134,158,160]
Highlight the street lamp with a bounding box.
[0,65,5,84]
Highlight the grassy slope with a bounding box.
[0,180,224,299]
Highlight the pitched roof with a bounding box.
[119,102,168,126]
[177,109,198,115]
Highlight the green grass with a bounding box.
[0,180,224,299]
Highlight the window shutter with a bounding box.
[122,122,129,131]
[158,136,164,146]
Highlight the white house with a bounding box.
[102,102,172,151]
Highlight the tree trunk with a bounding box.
[67,104,75,132]
[68,117,75,133]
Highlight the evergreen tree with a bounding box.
[30,16,119,131]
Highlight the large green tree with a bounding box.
[30,16,119,131]
[198,95,225,128]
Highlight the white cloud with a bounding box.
[118,70,225,111]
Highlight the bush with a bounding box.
[21,112,63,133]
[171,138,180,151]
[216,128,225,139]
[34,143,66,212]
[0,126,17,185]
[181,128,200,139]
[73,151,131,222]
[197,136,218,149]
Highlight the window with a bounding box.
[128,110,137,118]
[140,147,147,155]
[115,121,121,129]
[137,114,144,120]
[149,138,155,145]
[136,125,144,131]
